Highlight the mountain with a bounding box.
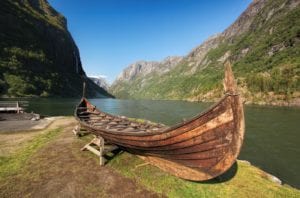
[0,0,113,98]
[88,76,110,91]
[111,0,300,106]
[110,56,183,98]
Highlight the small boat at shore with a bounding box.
[75,62,245,181]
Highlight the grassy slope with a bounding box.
[0,127,61,179]
[111,0,300,104]
[0,119,158,197]
[109,152,299,198]
[0,117,299,197]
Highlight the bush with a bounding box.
[4,74,36,96]
[246,64,300,94]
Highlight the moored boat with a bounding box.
[75,62,245,181]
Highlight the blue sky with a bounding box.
[49,0,252,83]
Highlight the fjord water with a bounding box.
[2,98,299,188]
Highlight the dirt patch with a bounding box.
[0,117,72,155]
[0,131,40,155]
[0,118,163,198]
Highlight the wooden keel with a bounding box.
[138,155,214,181]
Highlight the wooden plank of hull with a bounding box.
[138,155,215,181]
[74,62,244,181]
[120,124,233,153]
[78,96,229,138]
[77,97,232,149]
[78,113,234,156]
[136,139,231,157]
[130,146,230,161]
[146,138,230,155]
[88,121,233,152]
[89,102,229,142]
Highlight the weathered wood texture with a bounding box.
[75,62,245,181]
[73,124,90,137]
[81,136,119,166]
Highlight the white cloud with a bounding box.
[88,74,107,79]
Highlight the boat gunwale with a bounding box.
[79,119,234,151]
[75,94,236,137]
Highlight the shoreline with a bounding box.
[1,95,300,107]
[237,160,283,186]
[185,98,300,107]
[186,96,300,107]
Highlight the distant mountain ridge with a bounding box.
[114,56,183,82]
[110,0,300,106]
[110,56,183,98]
[0,0,113,98]
[89,76,110,91]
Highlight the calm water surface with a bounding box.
[1,98,300,188]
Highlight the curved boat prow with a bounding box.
[224,61,238,94]
[141,62,245,180]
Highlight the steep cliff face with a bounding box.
[111,0,300,105]
[114,56,183,82]
[186,0,268,73]
[110,56,182,98]
[0,0,112,98]
[116,61,160,82]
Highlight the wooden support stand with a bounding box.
[81,136,119,166]
[73,124,90,137]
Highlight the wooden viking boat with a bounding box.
[75,62,245,181]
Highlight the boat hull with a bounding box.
[74,62,245,181]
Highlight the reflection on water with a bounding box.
[1,97,299,188]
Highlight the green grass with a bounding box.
[108,152,300,198]
[0,127,62,179]
[0,118,299,197]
